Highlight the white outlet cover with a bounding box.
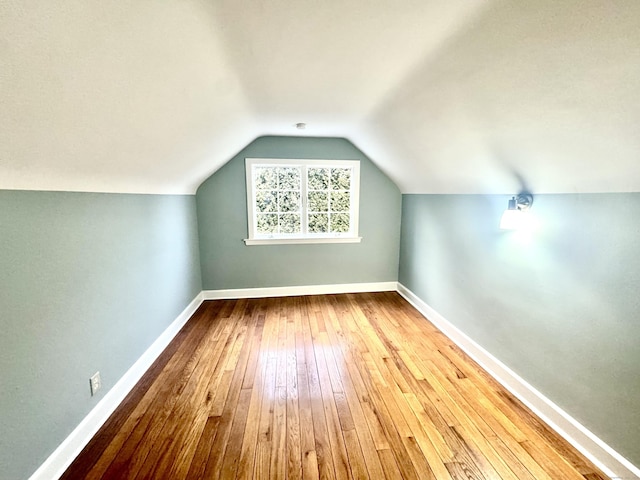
[90,372,101,396]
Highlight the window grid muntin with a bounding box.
[247,158,360,241]
[254,166,302,236]
[307,167,351,234]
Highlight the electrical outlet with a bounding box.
[90,371,101,396]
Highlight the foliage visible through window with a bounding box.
[246,159,360,243]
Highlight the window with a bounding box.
[245,158,361,245]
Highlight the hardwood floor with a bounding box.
[62,292,609,479]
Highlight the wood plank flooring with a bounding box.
[62,292,609,479]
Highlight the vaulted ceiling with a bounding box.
[2,1,639,194]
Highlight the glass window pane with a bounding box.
[254,167,277,189]
[257,214,278,234]
[331,168,351,190]
[330,213,350,233]
[279,214,301,234]
[307,191,328,212]
[249,160,359,240]
[279,191,300,213]
[308,213,329,233]
[278,167,301,190]
[308,168,329,190]
[255,190,277,213]
[330,192,350,212]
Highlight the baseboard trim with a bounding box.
[31,284,640,480]
[202,281,398,300]
[29,292,204,480]
[397,283,640,480]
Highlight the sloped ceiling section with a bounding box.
[0,1,259,194]
[1,0,639,194]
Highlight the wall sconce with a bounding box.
[500,193,533,230]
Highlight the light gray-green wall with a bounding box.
[399,193,640,467]
[196,136,401,289]
[0,190,202,480]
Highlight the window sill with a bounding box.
[244,237,362,246]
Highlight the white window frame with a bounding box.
[244,158,361,245]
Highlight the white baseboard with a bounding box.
[30,284,640,480]
[202,281,398,300]
[397,283,640,480]
[28,283,392,479]
[29,292,204,480]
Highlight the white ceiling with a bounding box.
[2,0,639,194]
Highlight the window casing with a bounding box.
[245,158,361,245]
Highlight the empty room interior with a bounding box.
[2,1,640,479]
